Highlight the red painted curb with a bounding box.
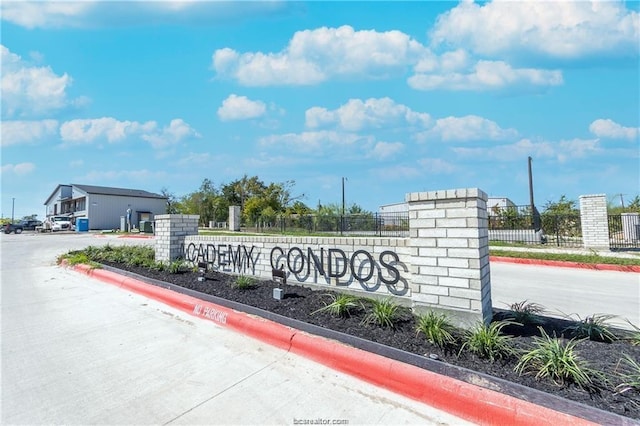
[490,256,640,273]
[65,262,599,426]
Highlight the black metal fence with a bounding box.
[488,205,582,247]
[244,212,410,237]
[608,214,640,250]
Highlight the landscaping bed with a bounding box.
[64,247,640,420]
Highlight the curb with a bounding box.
[66,262,603,426]
[490,256,640,273]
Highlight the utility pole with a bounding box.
[342,177,346,217]
[619,194,625,209]
[11,198,15,223]
[528,157,541,231]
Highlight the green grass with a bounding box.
[562,313,618,343]
[232,275,257,290]
[57,251,101,269]
[624,320,640,346]
[460,321,517,362]
[415,311,457,348]
[515,328,602,389]
[313,293,362,317]
[362,298,400,328]
[490,249,640,266]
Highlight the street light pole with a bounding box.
[11,198,15,223]
[342,177,345,217]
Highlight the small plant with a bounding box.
[362,298,400,328]
[504,300,546,325]
[232,275,257,290]
[415,311,457,348]
[615,353,640,395]
[168,259,188,274]
[460,321,517,362]
[313,293,362,317]
[623,320,640,346]
[515,327,602,389]
[563,313,618,343]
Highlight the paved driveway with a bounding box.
[1,232,470,425]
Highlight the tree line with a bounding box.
[162,175,370,227]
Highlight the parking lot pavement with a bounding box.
[1,232,472,425]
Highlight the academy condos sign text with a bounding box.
[183,241,404,287]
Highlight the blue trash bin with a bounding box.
[76,218,89,232]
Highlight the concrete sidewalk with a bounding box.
[1,233,471,425]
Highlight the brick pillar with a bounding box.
[407,188,492,327]
[579,194,609,249]
[229,206,241,231]
[155,214,199,262]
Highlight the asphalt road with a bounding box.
[490,262,639,330]
[1,232,471,425]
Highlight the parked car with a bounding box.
[4,223,24,234]
[41,216,73,232]
[18,219,43,230]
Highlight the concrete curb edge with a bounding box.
[66,262,601,426]
[490,256,640,273]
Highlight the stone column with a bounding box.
[155,214,199,262]
[229,206,241,231]
[407,188,492,327]
[579,194,609,249]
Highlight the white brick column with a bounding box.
[407,188,492,327]
[155,214,199,262]
[579,194,609,249]
[229,206,241,231]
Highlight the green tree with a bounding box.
[541,195,580,238]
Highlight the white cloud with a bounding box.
[589,119,639,140]
[217,94,267,121]
[305,98,431,131]
[79,169,168,182]
[431,1,639,59]
[418,115,518,142]
[417,158,456,174]
[368,142,404,160]
[1,120,58,146]
[212,25,425,86]
[60,117,154,144]
[142,119,201,149]
[409,60,563,91]
[59,117,199,148]
[452,138,599,162]
[259,131,367,154]
[1,45,83,118]
[1,162,35,175]
[0,1,289,29]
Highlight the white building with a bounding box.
[44,184,168,230]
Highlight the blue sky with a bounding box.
[2,1,639,220]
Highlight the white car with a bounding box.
[44,216,73,231]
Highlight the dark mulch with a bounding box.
[101,261,640,420]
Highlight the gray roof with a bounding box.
[72,184,166,199]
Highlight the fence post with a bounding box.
[579,194,609,250]
[407,188,492,327]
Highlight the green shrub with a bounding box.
[415,311,457,348]
[460,321,517,362]
[563,313,618,343]
[168,259,188,274]
[58,251,101,269]
[504,300,546,325]
[313,293,362,317]
[362,298,400,328]
[232,275,257,290]
[615,353,640,395]
[515,327,601,389]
